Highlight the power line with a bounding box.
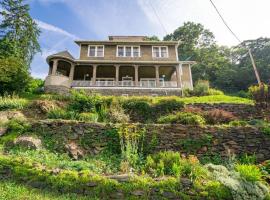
[209,0,242,44]
[147,0,168,35]
[209,0,261,84]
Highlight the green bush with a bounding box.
[238,154,256,165]
[193,80,210,96]
[78,112,99,122]
[229,120,248,127]
[68,90,102,113]
[154,98,185,113]
[47,108,79,120]
[144,151,208,180]
[0,95,28,111]
[208,88,224,95]
[157,112,206,125]
[25,78,44,94]
[235,164,262,182]
[122,99,152,120]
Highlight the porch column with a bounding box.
[92,65,97,86]
[175,65,181,88]
[115,65,120,86]
[52,59,58,75]
[155,65,160,87]
[134,65,139,86]
[69,63,75,81]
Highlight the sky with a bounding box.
[26,0,270,79]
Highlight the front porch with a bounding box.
[45,58,193,96]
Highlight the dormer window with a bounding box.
[152,46,168,58]
[88,45,104,57]
[117,46,140,57]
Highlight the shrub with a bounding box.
[229,120,248,127]
[25,78,44,94]
[204,109,236,124]
[144,152,208,180]
[157,112,206,126]
[0,95,28,111]
[47,108,79,120]
[78,112,99,122]
[238,154,256,165]
[208,88,224,95]
[193,80,210,96]
[122,99,152,121]
[118,124,145,167]
[154,98,184,113]
[235,164,262,182]
[205,163,269,200]
[68,90,102,113]
[248,84,269,108]
[106,104,129,123]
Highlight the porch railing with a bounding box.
[72,80,179,88]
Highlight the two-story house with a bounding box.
[44,36,195,96]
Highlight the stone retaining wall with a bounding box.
[187,103,260,120]
[31,120,270,162]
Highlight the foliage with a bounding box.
[153,98,185,113]
[235,164,263,182]
[248,84,270,108]
[25,78,44,94]
[47,108,98,122]
[0,94,28,111]
[105,103,129,123]
[144,35,160,41]
[229,120,249,127]
[0,0,41,65]
[193,80,210,96]
[0,57,30,95]
[206,163,269,200]
[204,109,236,124]
[177,134,213,154]
[118,124,145,167]
[157,112,206,125]
[68,90,102,113]
[144,151,208,181]
[238,154,256,165]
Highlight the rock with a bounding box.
[110,191,125,199]
[65,141,84,160]
[0,127,7,137]
[107,174,130,182]
[14,136,42,150]
[180,178,192,189]
[131,190,144,196]
[162,191,176,199]
[0,111,26,123]
[87,182,97,187]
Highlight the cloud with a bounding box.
[35,19,78,39]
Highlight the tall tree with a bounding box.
[164,22,232,89]
[0,0,41,66]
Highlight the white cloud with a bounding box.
[35,19,78,39]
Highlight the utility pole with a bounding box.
[248,49,261,85]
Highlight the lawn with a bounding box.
[181,95,253,104]
[0,180,95,200]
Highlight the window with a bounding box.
[117,46,140,57]
[152,46,168,58]
[88,45,104,57]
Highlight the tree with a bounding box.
[145,35,160,41]
[0,57,30,94]
[0,0,41,66]
[164,22,233,90]
[230,38,270,90]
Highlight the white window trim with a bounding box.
[152,46,169,58]
[116,45,141,57]
[88,45,104,57]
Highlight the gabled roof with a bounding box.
[51,51,74,59]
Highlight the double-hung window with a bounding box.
[88,45,104,57]
[152,46,168,58]
[117,46,140,57]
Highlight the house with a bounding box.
[44,36,195,96]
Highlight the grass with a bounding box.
[235,164,263,182]
[0,95,28,111]
[0,180,96,200]
[180,95,253,104]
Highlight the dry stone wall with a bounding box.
[31,120,270,162]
